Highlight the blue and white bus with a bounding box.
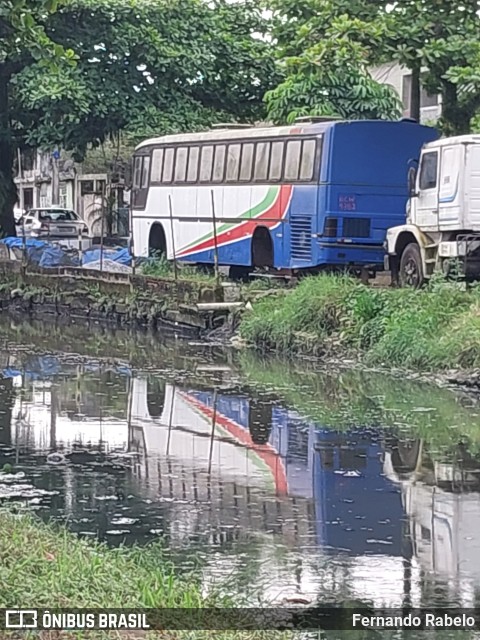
[130,119,438,275]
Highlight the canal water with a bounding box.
[1,316,480,612]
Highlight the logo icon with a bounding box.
[5,610,38,629]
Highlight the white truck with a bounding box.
[385,134,480,287]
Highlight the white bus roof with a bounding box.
[134,123,329,150]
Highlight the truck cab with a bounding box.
[386,135,480,286]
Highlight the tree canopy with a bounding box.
[266,0,480,135]
[0,0,278,234]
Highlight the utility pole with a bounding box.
[51,148,60,205]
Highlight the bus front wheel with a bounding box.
[399,243,424,288]
[149,224,167,259]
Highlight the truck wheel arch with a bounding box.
[387,226,428,285]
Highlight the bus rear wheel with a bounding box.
[399,243,424,288]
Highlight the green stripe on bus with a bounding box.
[180,186,279,252]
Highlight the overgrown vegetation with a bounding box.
[141,255,218,283]
[0,507,299,640]
[239,273,480,370]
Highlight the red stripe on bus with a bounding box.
[177,184,293,258]
[180,392,288,496]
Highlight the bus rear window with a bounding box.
[284,140,302,181]
[300,139,316,181]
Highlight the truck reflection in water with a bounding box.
[1,357,480,606]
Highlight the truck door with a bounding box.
[415,150,439,229]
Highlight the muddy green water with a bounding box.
[1,316,480,619]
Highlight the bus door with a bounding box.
[132,151,151,210]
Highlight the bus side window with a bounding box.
[162,148,174,183]
[226,144,241,182]
[187,146,199,182]
[200,145,214,182]
[151,149,164,183]
[269,141,284,181]
[141,156,151,188]
[240,143,254,181]
[284,140,301,181]
[133,157,142,188]
[212,145,226,183]
[174,147,188,183]
[254,141,270,181]
[299,139,316,181]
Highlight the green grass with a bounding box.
[0,508,211,609]
[239,273,480,371]
[0,508,296,639]
[141,255,219,284]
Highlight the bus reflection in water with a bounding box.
[4,362,480,604]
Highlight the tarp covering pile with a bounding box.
[0,238,132,271]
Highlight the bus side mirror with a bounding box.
[408,166,418,197]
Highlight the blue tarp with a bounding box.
[1,237,46,249]
[0,237,131,268]
[82,247,132,266]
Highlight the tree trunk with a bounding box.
[0,67,17,237]
[409,66,421,122]
[441,80,472,136]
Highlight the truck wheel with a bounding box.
[399,243,424,288]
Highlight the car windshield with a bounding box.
[35,210,78,222]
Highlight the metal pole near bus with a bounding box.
[168,194,178,282]
[99,182,105,274]
[210,189,220,285]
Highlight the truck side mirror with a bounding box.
[408,166,417,197]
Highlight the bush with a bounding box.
[239,273,480,370]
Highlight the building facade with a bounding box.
[370,62,441,124]
[14,149,128,236]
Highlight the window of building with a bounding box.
[299,139,317,181]
[200,145,214,182]
[59,183,68,208]
[212,145,226,182]
[81,180,95,196]
[151,148,164,183]
[254,141,270,181]
[162,148,174,183]
[402,74,439,113]
[269,141,284,181]
[174,147,188,182]
[187,146,199,182]
[240,143,254,181]
[284,140,302,181]
[419,151,438,190]
[226,144,241,182]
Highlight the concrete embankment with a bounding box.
[0,261,238,337]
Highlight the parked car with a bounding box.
[17,207,90,239]
[14,207,25,224]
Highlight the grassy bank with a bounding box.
[0,508,298,639]
[239,274,480,371]
[0,508,215,610]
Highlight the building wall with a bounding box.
[15,150,127,228]
[370,62,441,124]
